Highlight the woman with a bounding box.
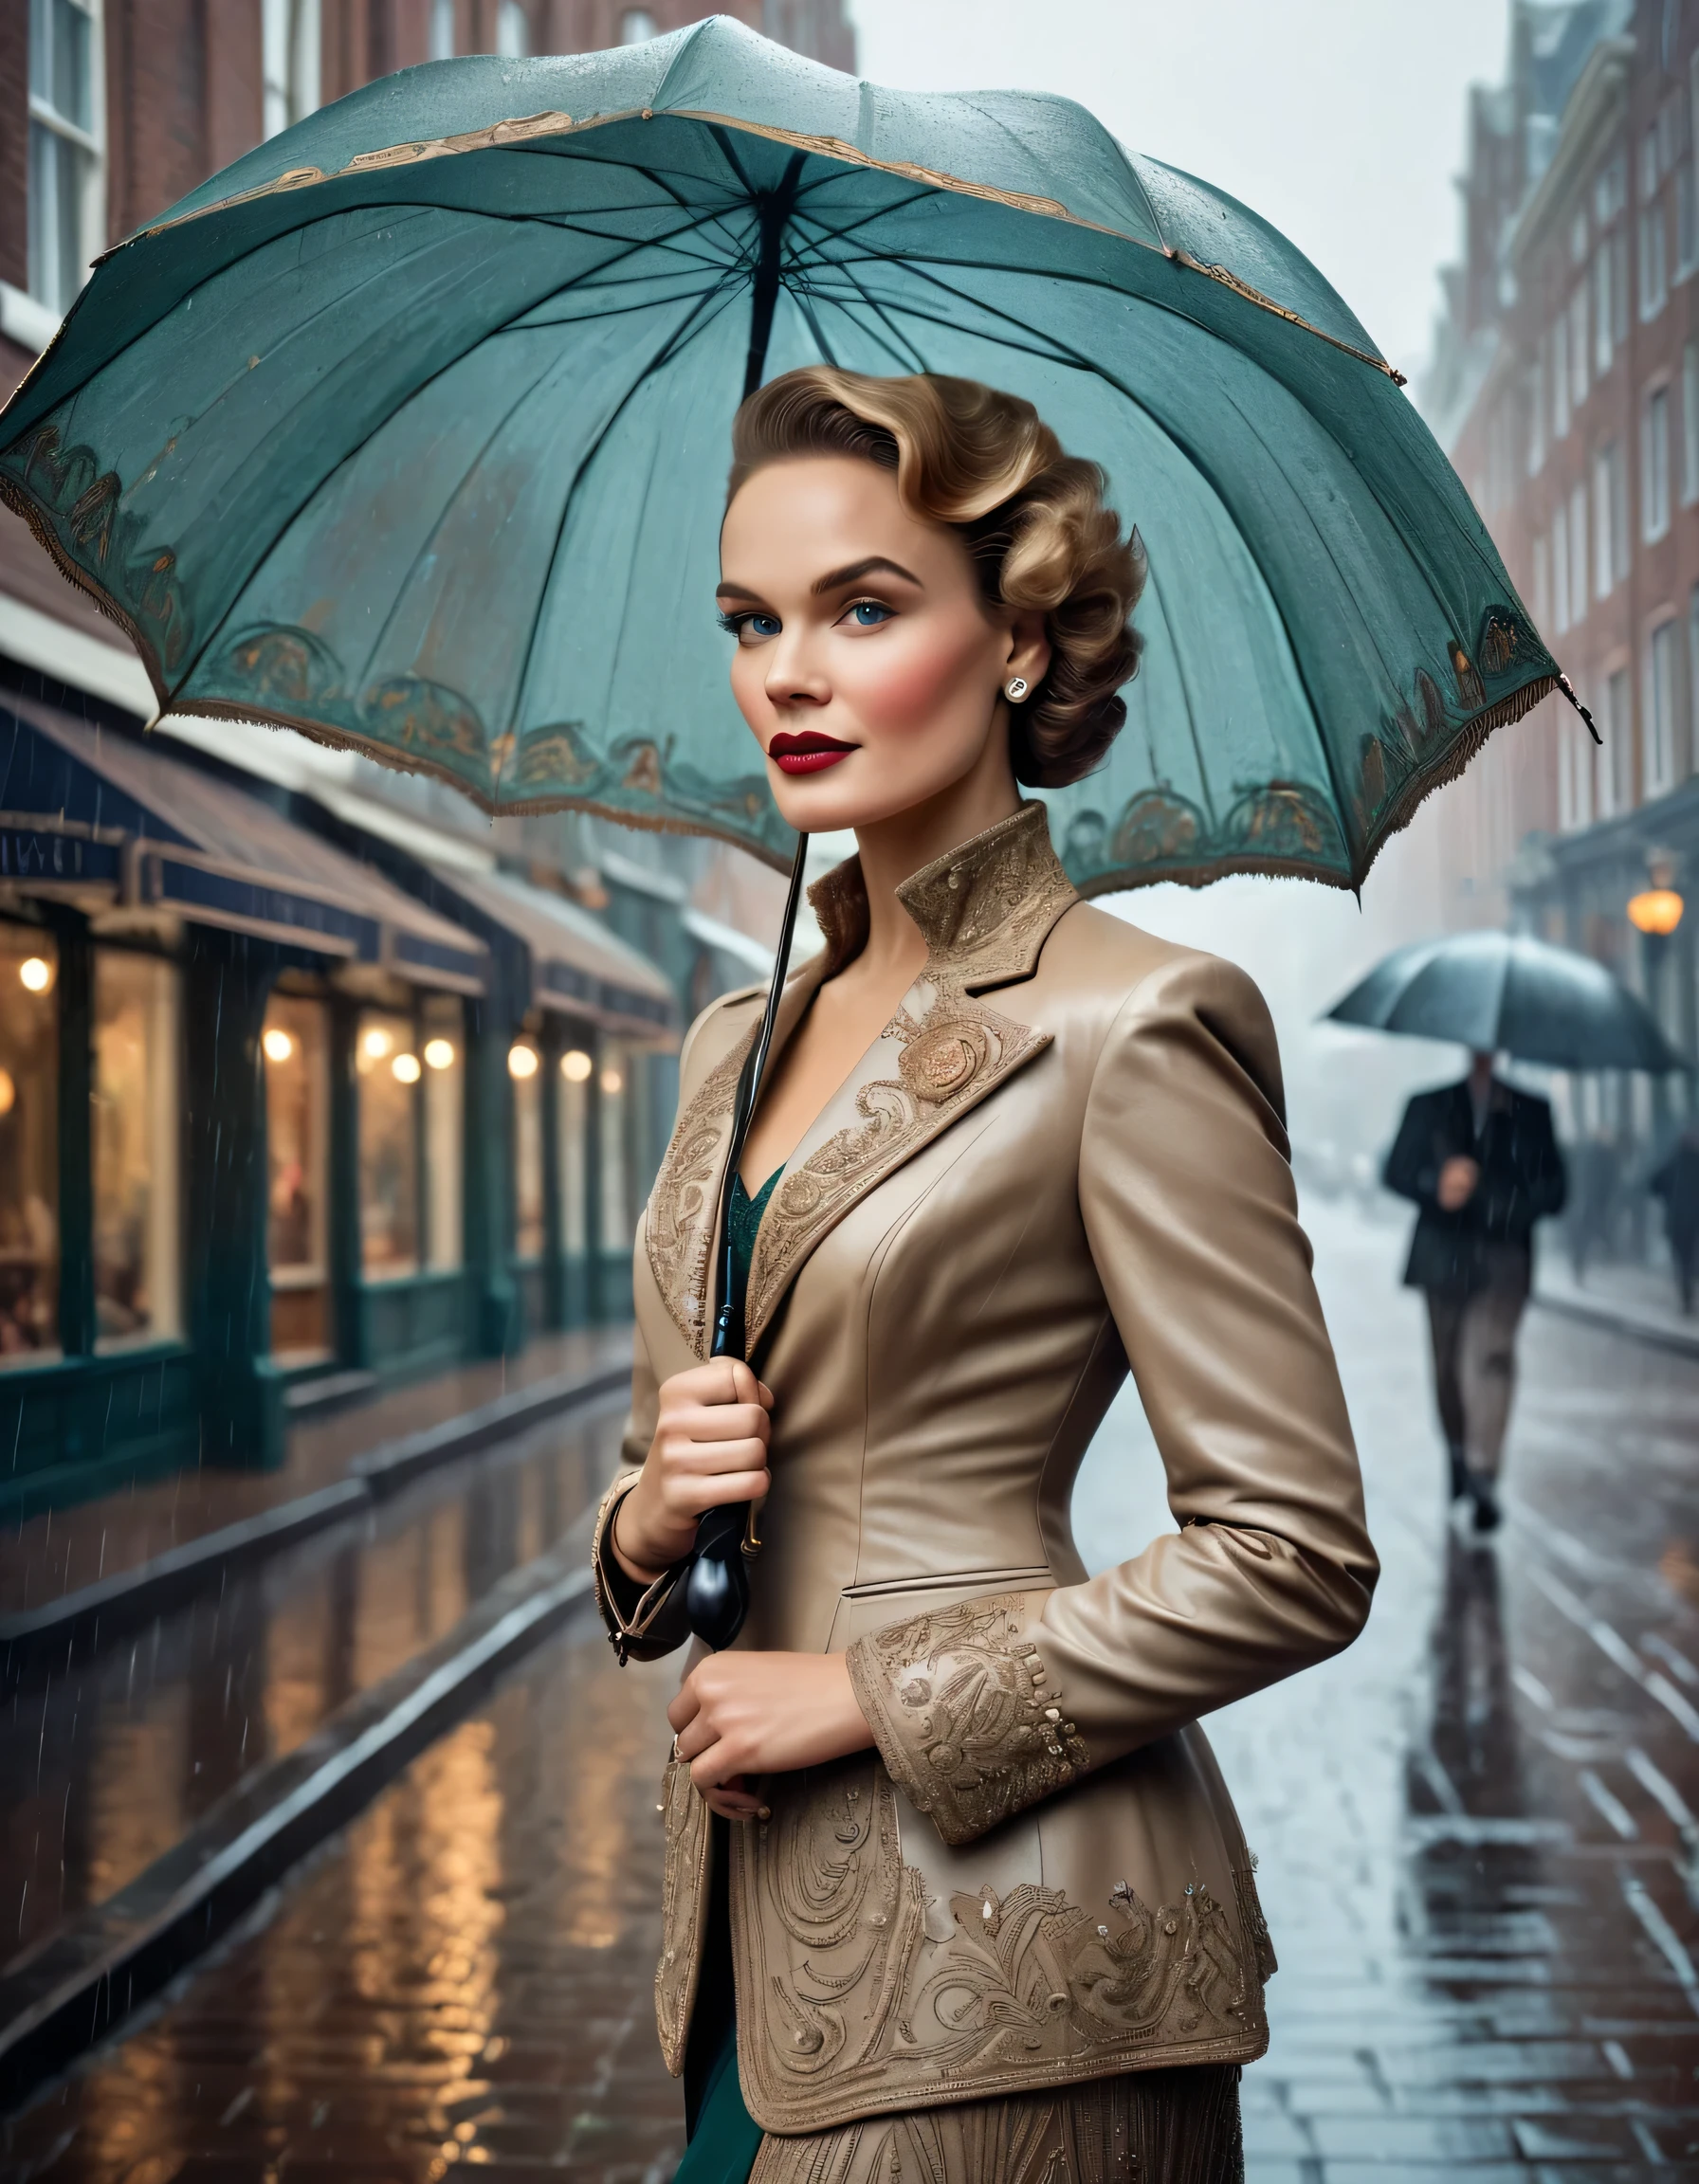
[594,368,1376,2181]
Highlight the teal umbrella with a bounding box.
[0,15,1563,895]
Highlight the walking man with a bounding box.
[1383,1049,1567,1533]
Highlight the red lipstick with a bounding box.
[768,732,857,775]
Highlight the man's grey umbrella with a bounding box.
[1324,931,1687,1073]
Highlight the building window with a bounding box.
[1613,228,1630,344]
[262,0,320,139]
[1552,315,1570,441]
[1559,706,1595,833]
[356,1010,419,1279]
[509,1035,544,1260]
[599,1041,632,1252]
[1568,284,1589,410]
[1552,503,1570,636]
[0,929,58,1363]
[1532,533,1550,631]
[92,951,181,1349]
[28,0,103,318]
[1567,482,1588,626]
[1601,665,1633,816]
[421,996,463,1272]
[264,993,331,1358]
[430,0,454,58]
[1640,129,1669,319]
[1595,441,1628,595]
[1685,345,1699,504]
[1679,158,1698,278]
[620,8,659,38]
[1643,384,1672,540]
[1594,242,1615,374]
[1528,356,1546,476]
[558,1045,592,1257]
[496,0,527,56]
[1645,619,1678,797]
[1689,584,1699,774]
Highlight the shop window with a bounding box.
[263,994,330,1356]
[356,1010,419,1278]
[93,951,181,1348]
[422,996,464,1272]
[600,1040,632,1252]
[27,0,102,318]
[509,1037,544,1261]
[0,929,58,1362]
[559,1044,592,1255]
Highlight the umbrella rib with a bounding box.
[502,280,747,753]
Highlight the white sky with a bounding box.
[847,0,1511,379]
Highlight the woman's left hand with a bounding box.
[667,1651,874,1821]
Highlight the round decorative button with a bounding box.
[899,1018,987,1101]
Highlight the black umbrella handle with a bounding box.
[683,830,810,1650]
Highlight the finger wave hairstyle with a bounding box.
[727,367,1146,788]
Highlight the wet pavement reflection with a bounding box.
[6,1202,1699,2179]
[1,1397,627,1963]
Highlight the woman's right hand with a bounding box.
[611,1359,774,1583]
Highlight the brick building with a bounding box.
[1427,0,1699,1144]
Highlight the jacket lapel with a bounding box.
[647,801,1078,1358]
[645,956,830,1358]
[743,802,1077,1351]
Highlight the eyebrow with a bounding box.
[714,555,923,605]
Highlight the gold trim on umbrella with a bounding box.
[127,103,1403,384]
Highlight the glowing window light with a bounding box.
[600,1066,624,1095]
[18,957,51,993]
[560,1048,593,1083]
[361,1026,393,1060]
[262,1028,294,1063]
[508,1043,539,1080]
[423,1037,456,1071]
[392,1052,422,1083]
[0,1068,16,1117]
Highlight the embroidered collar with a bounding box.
[806,800,1077,993]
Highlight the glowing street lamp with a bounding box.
[1627,885,1685,937]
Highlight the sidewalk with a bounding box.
[0,1326,633,1618]
[1534,1250,1699,1358]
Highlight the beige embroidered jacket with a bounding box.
[593,801,1375,2136]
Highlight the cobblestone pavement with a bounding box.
[6,1201,1699,2180]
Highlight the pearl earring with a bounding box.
[1005,677,1029,701]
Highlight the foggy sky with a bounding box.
[848,0,1511,383]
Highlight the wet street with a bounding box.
[6,1198,1699,2180]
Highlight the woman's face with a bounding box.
[718,455,1049,833]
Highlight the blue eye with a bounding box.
[849,601,892,627]
[750,612,782,638]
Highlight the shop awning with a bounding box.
[433,865,677,1039]
[0,697,487,992]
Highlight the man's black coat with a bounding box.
[1382,1078,1567,1293]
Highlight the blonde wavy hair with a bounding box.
[727,368,1145,788]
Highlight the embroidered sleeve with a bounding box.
[592,1471,694,1664]
[845,1592,1091,1847]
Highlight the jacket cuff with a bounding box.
[592,1471,693,1662]
[846,1592,1091,1847]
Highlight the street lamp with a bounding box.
[1627,885,1684,936]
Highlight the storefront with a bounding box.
[0,688,488,1521]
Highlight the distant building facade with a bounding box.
[1427,0,1699,1131]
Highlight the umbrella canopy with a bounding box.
[0,17,1558,893]
[1324,931,1687,1074]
